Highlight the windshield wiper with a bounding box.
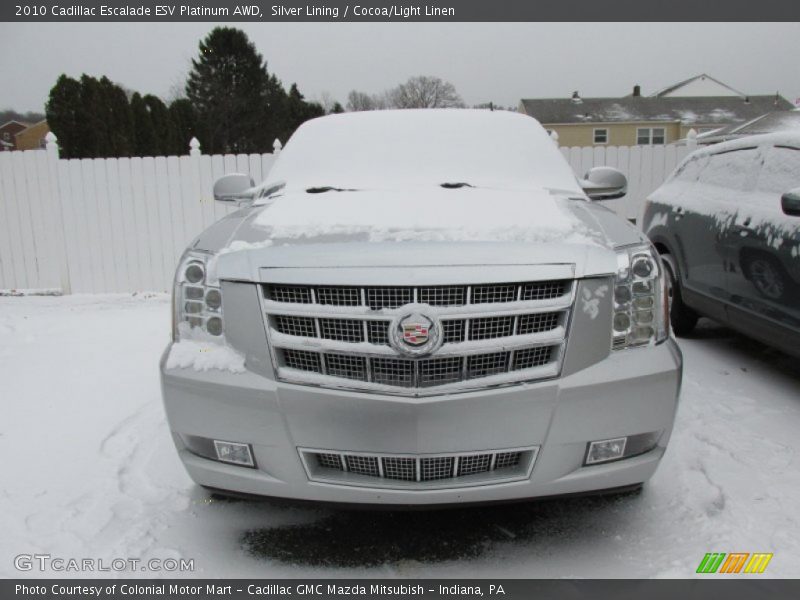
[440,182,473,189]
[305,186,355,194]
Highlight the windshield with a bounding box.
[263,109,582,194]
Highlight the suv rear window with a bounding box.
[756,146,800,194]
[674,157,704,182]
[698,148,758,191]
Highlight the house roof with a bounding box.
[519,95,794,126]
[0,120,30,130]
[649,73,745,98]
[696,110,800,144]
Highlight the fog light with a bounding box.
[586,437,627,465]
[213,440,255,467]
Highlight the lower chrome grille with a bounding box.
[382,457,416,481]
[372,357,414,386]
[263,278,574,395]
[344,454,379,476]
[283,349,321,372]
[301,446,539,489]
[278,346,555,387]
[457,453,492,476]
[421,456,455,481]
[324,353,366,380]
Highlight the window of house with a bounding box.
[637,127,666,145]
[2,132,9,141]
[593,128,608,144]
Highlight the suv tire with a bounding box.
[661,253,698,336]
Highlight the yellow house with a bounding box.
[519,76,793,148]
[15,120,51,151]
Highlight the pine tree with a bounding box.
[79,75,111,157]
[130,92,157,156]
[185,27,277,153]
[46,75,82,158]
[282,83,325,141]
[168,98,197,154]
[98,77,134,157]
[143,95,174,156]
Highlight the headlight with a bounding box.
[612,243,668,350]
[172,251,223,341]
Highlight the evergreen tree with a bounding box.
[130,92,157,156]
[168,98,197,154]
[281,83,325,141]
[185,27,278,153]
[330,102,345,114]
[78,74,111,157]
[98,76,134,157]
[46,75,82,158]
[143,95,174,156]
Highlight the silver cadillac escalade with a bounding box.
[160,109,682,506]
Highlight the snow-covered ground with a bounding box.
[1,294,798,578]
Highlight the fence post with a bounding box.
[686,128,698,151]
[189,137,201,157]
[44,132,72,294]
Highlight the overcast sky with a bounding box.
[2,22,799,113]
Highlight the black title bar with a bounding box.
[4,0,800,22]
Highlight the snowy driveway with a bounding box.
[1,294,798,578]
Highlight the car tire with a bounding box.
[661,253,698,336]
[742,253,791,302]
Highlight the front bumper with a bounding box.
[160,337,682,506]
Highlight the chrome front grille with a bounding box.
[261,279,574,395]
[264,281,568,307]
[300,446,539,489]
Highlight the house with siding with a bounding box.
[14,120,50,151]
[519,75,794,147]
[0,120,29,151]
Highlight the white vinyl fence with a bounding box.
[559,144,691,219]
[0,135,692,294]
[0,136,277,294]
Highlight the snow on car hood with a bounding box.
[249,186,597,245]
[201,187,632,282]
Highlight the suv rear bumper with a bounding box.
[160,338,682,506]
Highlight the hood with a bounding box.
[194,187,646,283]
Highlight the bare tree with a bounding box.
[346,90,389,111]
[316,91,338,114]
[388,76,465,109]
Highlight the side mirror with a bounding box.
[580,167,628,200]
[781,189,800,217]
[213,173,255,205]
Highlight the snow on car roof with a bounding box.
[262,109,582,194]
[692,130,800,157]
